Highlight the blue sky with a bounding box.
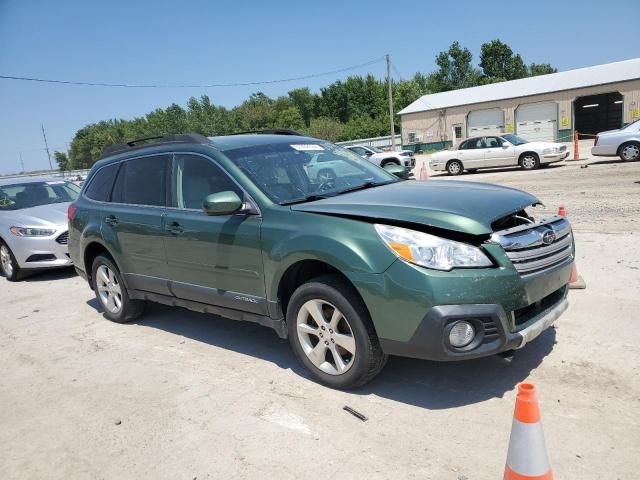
[0,0,637,174]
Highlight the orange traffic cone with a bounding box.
[558,205,586,289]
[419,162,429,180]
[504,383,553,480]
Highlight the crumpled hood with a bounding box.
[1,202,70,229]
[291,180,538,235]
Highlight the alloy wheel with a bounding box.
[96,265,123,314]
[296,299,356,375]
[621,144,639,161]
[0,245,13,277]
[448,162,461,175]
[522,155,537,169]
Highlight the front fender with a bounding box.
[261,210,397,302]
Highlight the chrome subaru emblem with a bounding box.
[542,230,556,245]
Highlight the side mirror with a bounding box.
[364,151,373,156]
[502,142,510,148]
[383,163,413,180]
[203,191,243,216]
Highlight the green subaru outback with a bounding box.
[68,132,573,389]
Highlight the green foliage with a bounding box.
[68,39,555,168]
[53,151,69,171]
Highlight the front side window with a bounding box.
[111,155,169,206]
[349,146,368,156]
[460,138,484,150]
[172,154,242,210]
[485,136,503,148]
[84,163,119,201]
[0,181,80,210]
[224,141,396,205]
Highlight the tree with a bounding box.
[431,41,481,91]
[529,63,557,77]
[479,39,528,82]
[54,151,69,171]
[288,88,317,127]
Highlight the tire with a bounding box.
[618,142,640,161]
[91,254,144,323]
[287,274,387,389]
[520,152,540,170]
[0,241,23,281]
[381,159,400,168]
[446,160,463,176]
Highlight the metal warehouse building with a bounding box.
[398,58,640,151]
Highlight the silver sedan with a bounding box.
[0,177,80,281]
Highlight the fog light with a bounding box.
[449,321,475,348]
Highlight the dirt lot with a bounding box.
[1,158,639,480]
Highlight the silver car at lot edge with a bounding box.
[0,177,80,281]
[591,118,640,161]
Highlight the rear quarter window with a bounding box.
[84,164,120,201]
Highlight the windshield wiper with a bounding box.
[279,194,332,206]
[334,180,394,196]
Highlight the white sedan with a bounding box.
[429,134,569,176]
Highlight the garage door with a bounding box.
[467,109,505,136]
[516,102,558,142]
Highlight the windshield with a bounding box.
[0,181,80,211]
[502,134,529,145]
[224,141,397,205]
[623,118,640,131]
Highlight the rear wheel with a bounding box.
[91,255,144,323]
[287,275,387,389]
[619,142,640,161]
[0,241,22,281]
[520,153,540,170]
[447,160,463,176]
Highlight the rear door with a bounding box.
[103,154,171,295]
[457,138,486,169]
[163,153,266,314]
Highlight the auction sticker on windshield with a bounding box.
[290,144,324,151]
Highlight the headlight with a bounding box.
[374,224,492,271]
[542,148,552,154]
[9,226,56,237]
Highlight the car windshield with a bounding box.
[0,181,80,211]
[623,118,640,131]
[224,141,397,205]
[502,134,529,145]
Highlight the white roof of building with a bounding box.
[398,58,640,115]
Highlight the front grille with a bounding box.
[26,254,56,262]
[493,217,573,275]
[56,231,69,245]
[513,286,567,327]
[481,317,500,343]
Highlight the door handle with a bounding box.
[104,215,119,226]
[166,221,184,235]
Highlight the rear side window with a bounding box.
[84,164,119,201]
[112,155,169,206]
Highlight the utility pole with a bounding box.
[41,124,53,170]
[19,152,25,173]
[386,54,396,151]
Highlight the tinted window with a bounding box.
[112,155,168,206]
[84,164,119,201]
[173,154,242,209]
[462,138,484,149]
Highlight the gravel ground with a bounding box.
[1,159,639,479]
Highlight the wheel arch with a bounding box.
[82,240,126,289]
[518,150,540,163]
[380,157,400,166]
[446,158,464,169]
[617,140,640,157]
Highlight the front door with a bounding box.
[163,153,266,314]
[105,154,171,295]
[483,136,515,167]
[457,137,486,169]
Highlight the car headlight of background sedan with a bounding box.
[9,226,56,237]
[542,147,559,154]
[374,224,492,271]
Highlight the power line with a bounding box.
[390,61,404,81]
[0,57,385,89]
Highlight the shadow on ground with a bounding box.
[429,163,566,178]
[22,267,77,282]
[87,300,556,410]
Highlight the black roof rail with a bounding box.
[101,133,211,158]
[228,129,304,136]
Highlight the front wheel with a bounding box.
[0,241,23,281]
[287,275,387,389]
[447,160,463,176]
[520,153,540,170]
[91,255,144,323]
[619,142,640,161]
